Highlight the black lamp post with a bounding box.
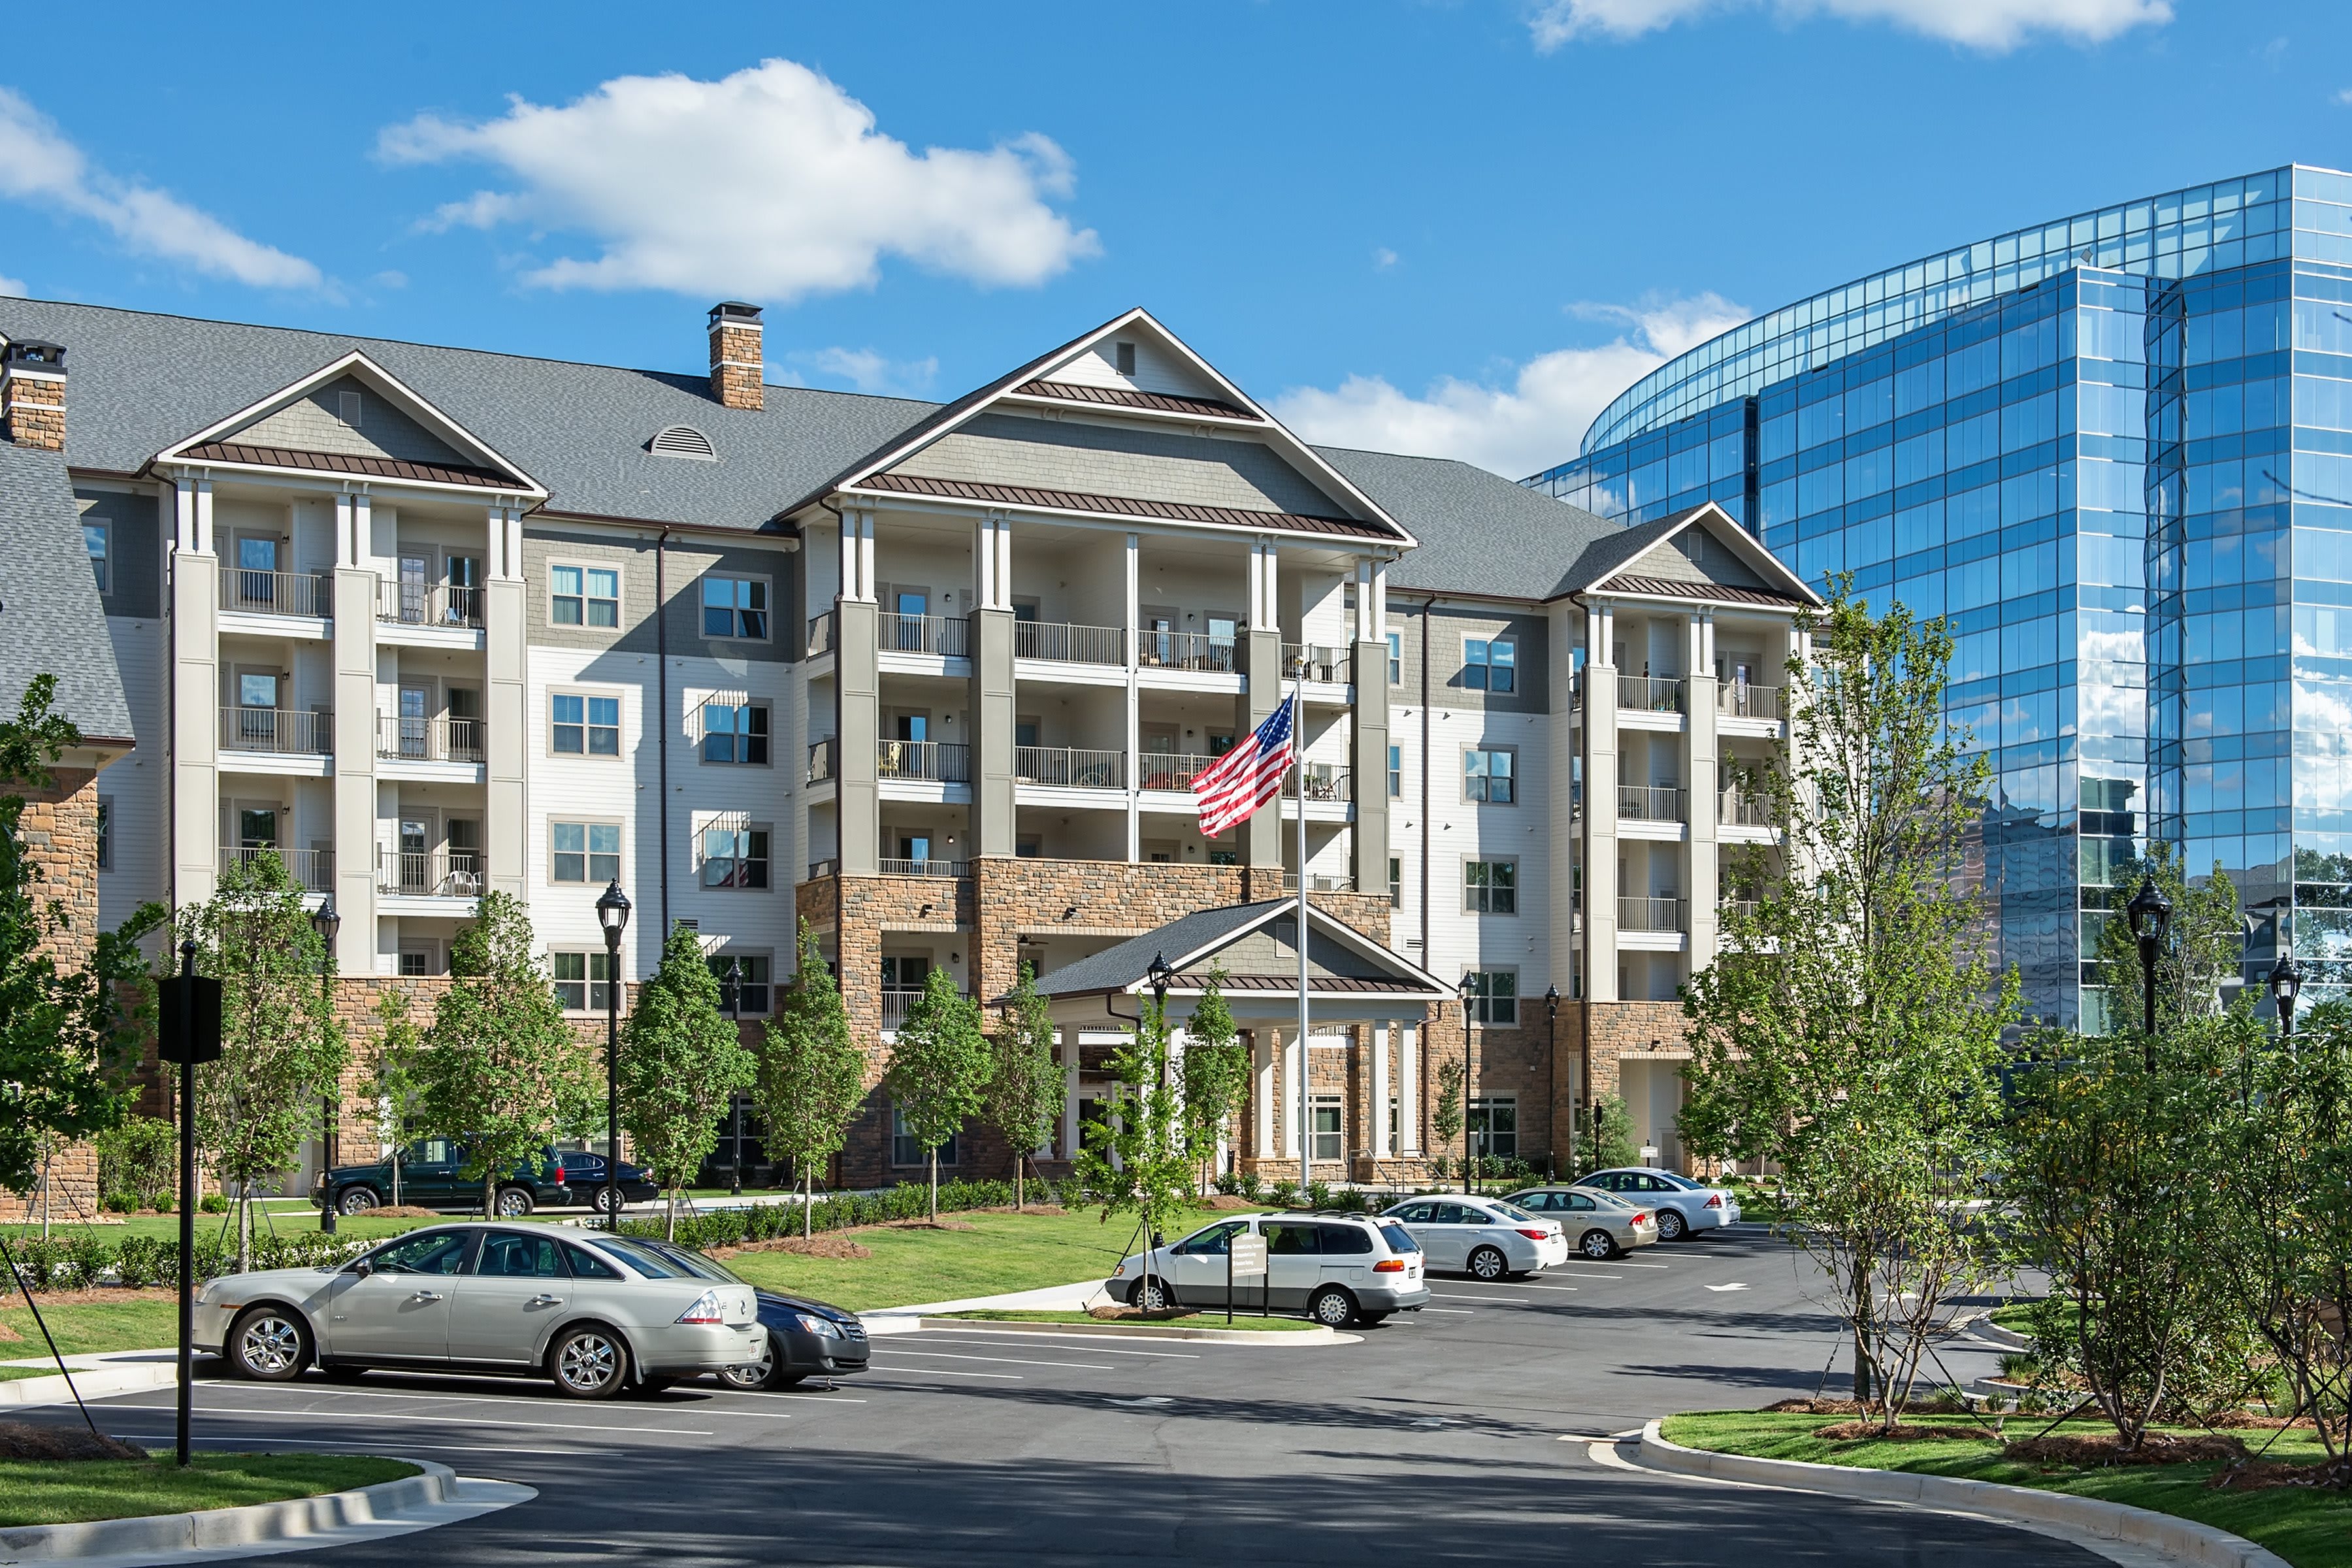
[1458,973,1478,1193]
[310,899,340,1233]
[727,956,745,1198]
[2126,875,2172,1068]
[1544,984,1561,1183]
[2270,951,2304,1048]
[595,881,631,1228]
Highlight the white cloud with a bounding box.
[2335,87,2352,106]
[0,274,24,298]
[379,59,1100,301]
[1373,246,1399,270]
[0,89,321,289]
[794,346,940,397]
[1269,293,1749,481]
[1529,0,2170,51]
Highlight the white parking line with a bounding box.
[712,1388,869,1403]
[858,1367,1021,1381]
[189,1404,713,1437]
[1431,1293,1526,1303]
[874,1348,1116,1371]
[192,1384,636,1414]
[907,1335,1200,1359]
[116,1433,585,1458]
[1424,1308,1475,1315]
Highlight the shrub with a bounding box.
[1235,1171,1265,1202]
[1304,1179,1332,1211]
[199,1194,227,1214]
[1267,1180,1298,1209]
[1211,1169,1241,1196]
[94,1117,178,1212]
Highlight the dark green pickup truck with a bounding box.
[314,1137,659,1217]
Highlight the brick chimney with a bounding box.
[708,302,764,412]
[1,340,66,451]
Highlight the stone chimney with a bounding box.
[1,340,66,451]
[708,302,764,412]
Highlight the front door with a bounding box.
[322,1228,476,1362]
[399,685,429,758]
[448,1230,571,1364]
[1144,614,1173,668]
[398,556,428,623]
[446,554,482,623]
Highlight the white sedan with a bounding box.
[1380,1196,1569,1279]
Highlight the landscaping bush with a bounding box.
[615,1176,1079,1252]
[94,1117,178,1213]
[199,1195,227,1214]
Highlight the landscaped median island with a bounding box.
[0,1422,415,1528]
[1661,1408,2352,1568]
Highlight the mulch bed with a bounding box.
[879,1218,977,1232]
[1765,1396,1971,1417]
[2004,1432,2249,1467]
[1085,1305,1191,1322]
[1813,1421,1964,1442]
[0,1286,174,1307]
[1200,1195,1261,1211]
[367,1205,444,1218]
[711,1235,873,1262]
[0,1419,146,1461]
[2209,1455,2352,1492]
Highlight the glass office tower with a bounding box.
[1529,165,2352,1027]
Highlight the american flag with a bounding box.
[1193,692,1296,838]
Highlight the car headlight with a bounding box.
[791,1311,843,1339]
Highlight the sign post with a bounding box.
[1228,1231,1268,1326]
[157,940,221,1469]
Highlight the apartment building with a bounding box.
[0,296,1806,1189]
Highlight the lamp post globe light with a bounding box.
[2270,951,2304,1045]
[595,881,631,1228]
[2126,874,2173,1067]
[310,899,341,1233]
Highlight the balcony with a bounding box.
[1284,643,1352,684]
[378,849,482,899]
[879,857,970,878]
[1015,619,1123,666]
[1570,670,1584,711]
[1618,785,1687,823]
[1619,675,1686,714]
[1137,751,1217,791]
[806,738,838,783]
[1015,746,1123,789]
[221,566,331,619]
[220,707,332,757]
[378,581,483,629]
[1302,763,1352,802]
[1619,896,1687,933]
[880,612,968,658]
[1722,898,1762,923]
[1719,790,1772,828]
[881,988,923,1030]
[878,739,971,783]
[219,844,333,893]
[807,857,840,879]
[378,715,484,765]
[807,612,836,656]
[1281,872,1358,894]
[1719,683,1782,722]
[1137,630,1236,674]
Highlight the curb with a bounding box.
[0,1357,183,1409]
[1970,1320,2034,1352]
[0,1458,533,1565]
[1636,1420,2289,1568]
[913,1315,1340,1345]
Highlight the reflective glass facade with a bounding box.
[1528,165,2352,1026]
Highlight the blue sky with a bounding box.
[3,1,2350,478]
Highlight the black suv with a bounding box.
[316,1138,659,1218]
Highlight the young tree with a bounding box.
[0,676,161,1226]
[1576,1093,1638,1175]
[983,963,1064,1210]
[173,849,346,1270]
[621,925,755,1238]
[1076,997,1194,1307]
[1429,1056,1465,1186]
[1178,970,1249,1194]
[2089,840,2244,1034]
[367,990,429,1206]
[412,892,596,1218]
[1680,580,2018,1427]
[757,922,868,1238]
[885,966,990,1220]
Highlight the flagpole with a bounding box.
[1295,676,1310,1195]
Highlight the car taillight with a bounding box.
[1515,1228,1548,1241]
[1706,1193,1722,1207]
[1633,1212,1649,1224]
[1373,1258,1405,1273]
[554,1167,567,1184]
[676,1290,727,1324]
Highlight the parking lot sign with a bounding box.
[1227,1232,1268,1324]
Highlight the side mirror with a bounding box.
[347,1257,373,1277]
[1151,1231,1166,1250]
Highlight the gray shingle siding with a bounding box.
[894,411,1349,517]
[76,485,161,621]
[237,375,473,468]
[0,444,133,742]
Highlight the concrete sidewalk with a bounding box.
[859,1278,1113,1335]
[0,1348,182,1409]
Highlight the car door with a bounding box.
[1316,1224,1373,1291]
[1262,1222,1323,1308]
[1637,1172,1687,1222]
[448,1230,572,1364]
[400,1137,463,1205]
[1165,1220,1247,1305]
[322,1228,476,1362]
[1384,1202,1443,1268]
[1418,1203,1471,1271]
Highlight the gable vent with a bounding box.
[649,425,717,461]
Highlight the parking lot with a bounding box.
[35,1224,2087,1567]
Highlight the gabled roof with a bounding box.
[1031,898,1445,1002]
[0,444,131,744]
[1576,502,1820,607]
[1325,447,1629,600]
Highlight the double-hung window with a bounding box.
[700,701,770,764]
[702,576,770,640]
[1465,747,1516,804]
[706,953,773,1014]
[552,951,616,1012]
[95,797,112,870]
[551,821,621,885]
[1463,970,1518,1026]
[552,693,621,757]
[700,823,770,889]
[1464,858,1518,915]
[1386,631,1402,685]
[892,1103,956,1167]
[1464,637,1516,693]
[1388,744,1402,798]
[551,564,619,628]
[1468,1096,1518,1160]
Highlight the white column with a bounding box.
[1369,559,1388,644]
[975,514,996,608]
[335,495,357,569]
[1125,531,1141,860]
[193,477,215,555]
[1371,1021,1392,1158]
[995,515,1013,610]
[1060,1026,1081,1158]
[858,510,877,603]
[1253,1030,1275,1158]
[352,493,372,562]
[1279,1028,1299,1160]
[839,516,858,603]
[1398,1022,1420,1154]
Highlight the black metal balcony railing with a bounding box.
[879,612,969,658]
[220,707,333,755]
[1619,896,1688,933]
[877,739,971,783]
[878,857,971,879]
[1718,682,1782,721]
[1137,752,1217,791]
[220,844,334,892]
[1618,784,1687,823]
[806,738,839,783]
[807,612,836,656]
[1015,619,1124,666]
[1619,675,1686,714]
[378,580,483,628]
[1283,643,1352,683]
[378,715,484,764]
[221,566,332,619]
[1302,764,1352,802]
[378,849,482,898]
[1015,746,1124,788]
[1137,630,1237,674]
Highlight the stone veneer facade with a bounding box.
[2,765,111,1221]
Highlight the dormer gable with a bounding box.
[1582,502,1817,610]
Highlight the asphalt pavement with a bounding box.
[32,1222,2097,1567]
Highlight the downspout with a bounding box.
[656,529,671,938]
[1418,595,1434,968]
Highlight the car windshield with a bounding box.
[1584,1189,1636,1209]
[638,1242,743,1283]
[1488,1201,1541,1223]
[364,1230,471,1275]
[1378,1224,1420,1254]
[589,1237,695,1279]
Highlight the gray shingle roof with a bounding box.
[0,444,131,742]
[1030,902,1284,1000]
[1313,446,1635,600]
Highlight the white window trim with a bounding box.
[550,948,619,1014]
[549,688,625,761]
[1463,635,1518,693]
[694,813,773,892]
[708,948,776,1017]
[549,818,625,887]
[698,572,774,643]
[83,517,110,596]
[1463,857,1519,916]
[1467,968,1519,1028]
[547,560,623,630]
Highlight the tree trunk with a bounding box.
[928,1149,939,1220]
[1851,1254,1874,1405]
[237,1186,253,1274]
[391,1151,401,1207]
[485,1172,497,1223]
[664,1189,677,1242]
[1014,1153,1024,1212]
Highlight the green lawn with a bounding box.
[1663,1411,2352,1568]
[0,1296,179,1358]
[2,1212,440,1246]
[939,1308,1329,1331]
[0,1453,416,1527]
[717,1204,1226,1312]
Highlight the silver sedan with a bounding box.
[193,1224,761,1399]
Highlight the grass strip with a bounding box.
[938,1308,1330,1332]
[0,1452,416,1527]
[0,1297,179,1358]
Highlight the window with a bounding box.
[1207,849,1237,866]
[550,564,619,629]
[700,701,770,765]
[1464,970,1518,1026]
[1388,744,1402,798]
[699,823,770,889]
[83,520,108,594]
[881,955,930,990]
[1465,747,1516,804]
[1388,857,1402,909]
[701,576,770,640]
[1465,859,1518,915]
[706,953,772,1015]
[95,796,112,870]
[1310,1096,1343,1162]
[1468,1097,1518,1160]
[552,950,617,1011]
[892,1103,957,1168]
[1464,637,1516,693]
[1386,631,1401,685]
[551,821,621,885]
[398,946,438,978]
[1114,340,1137,376]
[551,693,621,757]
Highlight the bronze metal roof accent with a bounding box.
[1011,378,1260,421]
[854,470,1401,541]
[182,441,515,489]
[1599,574,1808,608]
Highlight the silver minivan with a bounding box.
[1108,1212,1431,1328]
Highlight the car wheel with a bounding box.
[1656,1207,1688,1242]
[335,1186,380,1217]
[1127,1277,1174,1313]
[1467,1246,1509,1282]
[1307,1286,1358,1328]
[589,1185,622,1216]
[495,1185,535,1218]
[547,1324,631,1399]
[1580,1229,1618,1261]
[228,1305,310,1382]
